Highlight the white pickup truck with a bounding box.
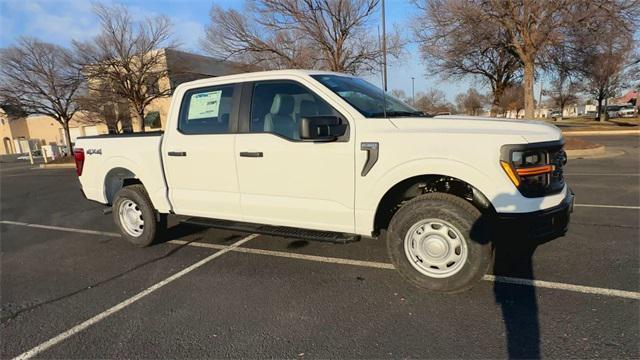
[75,70,573,292]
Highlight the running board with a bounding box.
[181,217,360,244]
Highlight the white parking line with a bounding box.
[169,239,396,269]
[12,233,260,360]
[483,275,640,299]
[574,204,640,210]
[3,220,640,301]
[169,240,640,300]
[0,220,121,237]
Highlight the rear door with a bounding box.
[162,83,242,219]
[234,79,355,233]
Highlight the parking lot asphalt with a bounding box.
[1,135,638,359]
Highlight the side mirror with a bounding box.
[299,116,347,141]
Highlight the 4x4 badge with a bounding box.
[86,149,102,155]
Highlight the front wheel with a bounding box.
[386,193,492,293]
[113,184,166,247]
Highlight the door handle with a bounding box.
[239,151,263,158]
[168,151,187,157]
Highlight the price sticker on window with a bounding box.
[188,90,222,120]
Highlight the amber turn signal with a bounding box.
[500,161,520,187]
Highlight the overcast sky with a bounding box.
[1,0,509,102]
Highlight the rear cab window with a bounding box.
[178,85,235,134]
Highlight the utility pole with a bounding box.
[381,0,387,92]
[538,78,544,115]
[411,77,415,105]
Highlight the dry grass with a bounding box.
[564,137,602,150]
[47,155,75,164]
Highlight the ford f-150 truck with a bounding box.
[75,70,573,293]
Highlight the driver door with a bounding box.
[235,80,355,233]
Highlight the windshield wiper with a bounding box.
[369,110,427,118]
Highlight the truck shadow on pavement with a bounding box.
[493,237,542,359]
[489,192,566,359]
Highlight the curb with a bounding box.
[565,145,626,159]
[37,163,76,169]
[563,130,640,136]
[566,145,606,158]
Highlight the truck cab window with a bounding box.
[250,81,335,140]
[178,85,234,134]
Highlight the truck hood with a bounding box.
[388,115,562,143]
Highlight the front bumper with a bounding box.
[496,187,574,240]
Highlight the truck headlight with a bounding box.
[500,142,566,197]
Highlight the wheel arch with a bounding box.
[104,167,144,205]
[372,174,495,235]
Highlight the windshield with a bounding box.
[311,74,428,118]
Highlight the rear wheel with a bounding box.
[113,184,166,247]
[386,193,492,293]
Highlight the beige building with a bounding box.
[0,111,72,155]
[0,49,245,155]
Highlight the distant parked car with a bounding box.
[605,105,622,119]
[16,149,42,160]
[618,106,637,118]
[549,110,562,119]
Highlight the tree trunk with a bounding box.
[63,122,73,155]
[523,60,535,119]
[491,84,505,117]
[136,110,146,132]
[596,97,603,121]
[600,98,608,122]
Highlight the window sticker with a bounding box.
[188,90,222,120]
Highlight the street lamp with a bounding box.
[412,77,415,105]
[381,0,387,92]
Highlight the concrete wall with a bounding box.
[24,116,64,146]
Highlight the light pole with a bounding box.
[381,0,387,92]
[411,77,415,105]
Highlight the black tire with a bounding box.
[386,193,492,293]
[112,184,167,247]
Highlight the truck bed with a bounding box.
[75,131,171,213]
[78,131,164,139]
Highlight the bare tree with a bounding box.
[390,89,407,102]
[202,0,403,74]
[0,37,82,152]
[74,3,175,132]
[569,7,637,121]
[75,84,132,134]
[580,50,631,121]
[455,88,486,116]
[413,0,521,116]
[546,76,578,120]
[413,89,453,114]
[498,85,525,117]
[471,0,637,119]
[629,52,640,91]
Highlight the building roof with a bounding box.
[164,49,247,77]
[613,90,639,105]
